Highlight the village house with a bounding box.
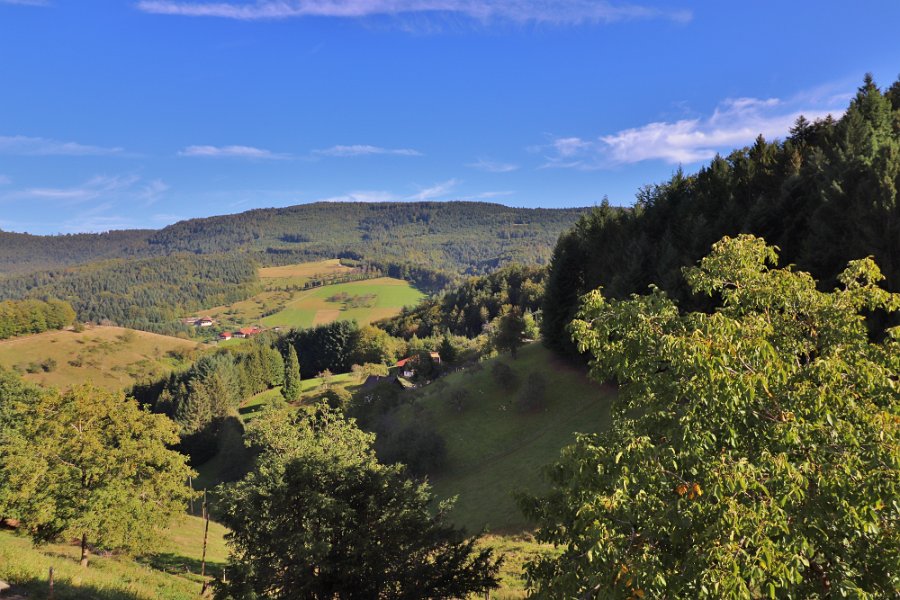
[233,326,263,339]
[197,317,215,327]
[218,331,233,341]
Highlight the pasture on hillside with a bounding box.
[393,343,614,533]
[0,326,200,391]
[194,260,423,334]
[260,277,423,329]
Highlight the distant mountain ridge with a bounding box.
[0,201,593,276]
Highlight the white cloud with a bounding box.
[315,144,422,157]
[542,95,845,168]
[136,0,691,25]
[409,178,458,201]
[0,135,124,156]
[178,144,289,159]
[467,158,519,173]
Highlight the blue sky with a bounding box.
[1,0,899,234]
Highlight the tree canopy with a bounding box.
[543,75,900,357]
[0,375,194,566]
[216,405,501,599]
[523,235,900,598]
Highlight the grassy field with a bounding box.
[395,343,614,533]
[0,326,201,391]
[197,260,423,334]
[0,515,228,599]
[259,277,423,329]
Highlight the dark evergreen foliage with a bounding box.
[381,264,546,339]
[543,76,900,356]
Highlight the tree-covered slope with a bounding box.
[543,75,900,356]
[0,202,591,277]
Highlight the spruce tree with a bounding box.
[282,345,301,402]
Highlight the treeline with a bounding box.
[380,264,546,339]
[0,202,590,278]
[0,254,259,336]
[0,298,76,339]
[544,75,900,357]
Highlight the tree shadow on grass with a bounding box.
[137,552,227,580]
[8,578,146,600]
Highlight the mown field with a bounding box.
[0,326,200,391]
[260,277,423,329]
[0,515,228,599]
[196,260,423,334]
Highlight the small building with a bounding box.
[429,351,442,364]
[219,331,233,340]
[233,326,263,339]
[197,317,215,328]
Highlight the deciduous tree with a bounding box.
[523,235,900,598]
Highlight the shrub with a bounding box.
[516,372,547,412]
[491,361,519,391]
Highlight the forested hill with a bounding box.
[543,75,900,356]
[0,202,592,276]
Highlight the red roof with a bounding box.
[237,327,262,336]
[395,357,413,368]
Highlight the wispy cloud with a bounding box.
[16,175,140,203]
[315,144,422,157]
[178,144,290,159]
[409,178,458,201]
[136,0,691,25]
[0,175,10,185]
[542,94,847,168]
[0,135,124,156]
[467,158,519,173]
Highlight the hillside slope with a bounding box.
[386,343,613,533]
[0,326,201,391]
[0,202,591,276]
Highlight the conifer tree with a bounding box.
[282,345,301,402]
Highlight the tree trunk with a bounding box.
[80,533,89,567]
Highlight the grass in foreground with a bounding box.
[0,326,199,391]
[0,515,228,600]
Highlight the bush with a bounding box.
[323,386,353,412]
[377,422,448,476]
[516,372,547,412]
[491,361,519,391]
[40,358,57,373]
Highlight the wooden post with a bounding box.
[200,489,210,594]
[189,476,195,515]
[48,566,54,598]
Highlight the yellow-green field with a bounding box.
[260,277,423,329]
[196,260,423,333]
[258,258,354,288]
[0,515,228,599]
[0,326,201,391]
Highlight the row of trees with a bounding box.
[0,253,259,336]
[543,75,900,357]
[381,264,546,339]
[0,298,76,339]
